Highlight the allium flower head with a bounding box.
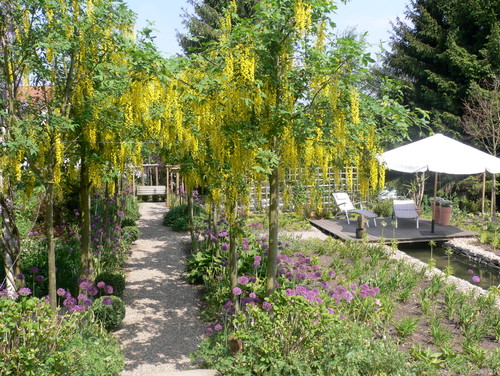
[57,288,66,297]
[97,281,106,288]
[214,324,223,331]
[16,273,25,280]
[35,275,44,282]
[29,266,40,274]
[237,276,249,285]
[79,281,91,290]
[18,287,32,296]
[104,285,114,294]
[262,301,273,311]
[472,276,480,283]
[221,243,229,251]
[117,211,125,218]
[101,297,113,305]
[232,287,243,296]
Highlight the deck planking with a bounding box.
[310,217,477,244]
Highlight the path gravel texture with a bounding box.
[115,202,210,376]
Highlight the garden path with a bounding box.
[115,202,213,376]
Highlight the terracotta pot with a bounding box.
[439,206,452,226]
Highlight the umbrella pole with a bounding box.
[432,172,438,233]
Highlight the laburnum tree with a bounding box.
[157,0,389,298]
[384,0,499,137]
[0,0,156,309]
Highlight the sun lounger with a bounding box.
[333,192,377,227]
[393,199,420,229]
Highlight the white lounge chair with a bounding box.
[333,192,377,227]
[393,199,420,229]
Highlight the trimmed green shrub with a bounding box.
[121,217,137,227]
[94,271,126,298]
[163,204,189,227]
[92,296,126,331]
[122,225,140,243]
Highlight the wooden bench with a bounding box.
[136,185,166,196]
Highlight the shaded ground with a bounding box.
[115,202,207,376]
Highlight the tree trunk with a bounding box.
[187,187,196,243]
[79,159,92,280]
[0,194,22,291]
[229,202,239,311]
[492,173,497,221]
[266,165,279,296]
[46,180,57,310]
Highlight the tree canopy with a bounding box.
[384,0,500,137]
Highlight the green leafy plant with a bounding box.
[394,316,419,338]
[91,296,126,331]
[121,225,140,243]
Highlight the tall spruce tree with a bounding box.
[178,0,260,55]
[384,0,500,137]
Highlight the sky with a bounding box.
[124,0,410,58]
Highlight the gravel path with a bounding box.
[115,202,208,376]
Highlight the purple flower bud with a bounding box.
[232,287,243,296]
[16,273,25,280]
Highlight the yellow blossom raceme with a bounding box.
[350,88,359,125]
[294,0,312,33]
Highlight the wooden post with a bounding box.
[165,166,169,207]
[431,172,438,233]
[141,165,144,186]
[155,165,159,186]
[482,172,486,220]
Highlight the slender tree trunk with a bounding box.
[229,202,239,311]
[266,165,279,296]
[492,174,497,221]
[46,180,57,310]
[0,194,22,291]
[79,158,92,279]
[187,187,196,243]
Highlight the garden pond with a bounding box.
[398,243,500,290]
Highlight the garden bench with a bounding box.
[136,185,166,196]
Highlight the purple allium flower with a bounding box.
[39,237,46,242]
[205,328,214,335]
[57,288,66,297]
[70,305,87,312]
[77,293,87,301]
[218,231,228,237]
[63,297,77,307]
[467,269,474,274]
[18,287,32,296]
[35,275,44,282]
[327,307,335,314]
[232,287,242,296]
[101,297,113,305]
[262,301,273,311]
[327,270,335,278]
[472,276,480,283]
[16,273,25,280]
[87,286,98,296]
[221,243,229,251]
[83,299,93,307]
[237,276,249,285]
[79,281,91,290]
[242,237,249,244]
[210,235,217,242]
[261,244,269,250]
[97,281,106,289]
[117,211,125,218]
[30,266,40,274]
[340,314,346,320]
[104,285,113,294]
[214,324,223,331]
[249,292,257,299]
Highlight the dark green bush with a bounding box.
[122,225,140,243]
[121,217,137,227]
[163,204,189,227]
[94,271,126,298]
[92,296,126,331]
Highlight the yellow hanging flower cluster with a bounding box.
[294,0,312,33]
[350,88,360,125]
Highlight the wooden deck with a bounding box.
[310,217,477,244]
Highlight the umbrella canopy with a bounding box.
[380,133,500,175]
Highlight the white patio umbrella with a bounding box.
[379,133,500,232]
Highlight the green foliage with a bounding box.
[0,296,121,375]
[195,293,411,376]
[91,296,126,331]
[66,322,124,376]
[121,225,140,243]
[394,316,419,338]
[94,271,126,298]
[163,203,207,232]
[369,198,393,218]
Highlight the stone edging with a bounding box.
[444,238,500,271]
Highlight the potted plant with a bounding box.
[432,197,443,224]
[438,199,453,226]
